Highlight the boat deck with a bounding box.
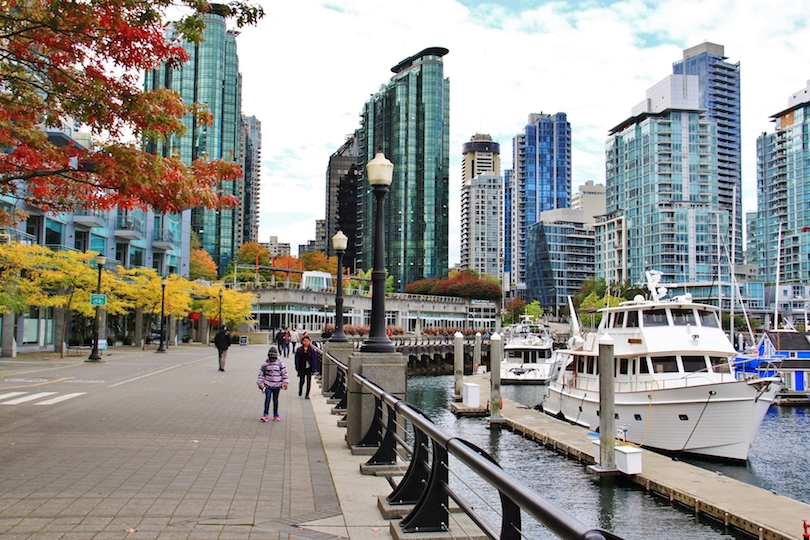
[454,373,809,540]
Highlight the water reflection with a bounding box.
[408,375,747,539]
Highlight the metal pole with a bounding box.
[360,182,394,353]
[157,278,167,353]
[332,249,348,342]
[218,289,223,329]
[88,259,104,361]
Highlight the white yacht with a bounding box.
[501,317,559,384]
[542,271,780,461]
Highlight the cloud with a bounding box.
[235,0,810,265]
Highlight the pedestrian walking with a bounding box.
[257,346,289,421]
[283,330,291,357]
[214,324,231,372]
[275,328,285,354]
[294,335,318,399]
[289,327,300,354]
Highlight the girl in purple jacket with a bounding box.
[257,346,289,421]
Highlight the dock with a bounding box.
[452,374,810,540]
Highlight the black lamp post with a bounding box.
[157,276,168,353]
[88,254,105,361]
[218,289,223,330]
[360,152,395,353]
[331,230,348,342]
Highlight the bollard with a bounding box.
[598,333,616,471]
[454,331,464,399]
[474,332,482,372]
[490,333,502,419]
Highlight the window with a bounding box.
[699,310,719,328]
[651,356,678,373]
[671,308,696,326]
[639,357,650,374]
[613,311,625,327]
[681,355,707,373]
[626,311,639,327]
[619,358,629,375]
[643,309,668,327]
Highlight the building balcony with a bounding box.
[114,216,144,241]
[152,229,177,251]
[72,210,107,229]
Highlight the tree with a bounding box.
[224,241,271,282]
[299,251,330,272]
[189,248,218,281]
[525,300,544,320]
[0,0,264,226]
[503,297,526,326]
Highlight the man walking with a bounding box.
[289,326,300,354]
[214,325,231,372]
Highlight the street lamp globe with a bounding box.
[332,230,348,252]
[366,152,393,186]
[331,230,349,342]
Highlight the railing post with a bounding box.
[399,444,449,533]
[387,423,431,505]
[323,341,353,397]
[347,351,407,451]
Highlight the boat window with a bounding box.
[586,357,596,374]
[639,357,650,374]
[698,310,719,328]
[577,357,586,373]
[626,311,639,327]
[565,357,574,371]
[642,308,669,327]
[681,355,708,373]
[631,358,637,375]
[651,355,678,373]
[613,311,625,328]
[710,356,731,373]
[671,308,696,326]
[619,358,629,375]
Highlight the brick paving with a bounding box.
[0,344,347,540]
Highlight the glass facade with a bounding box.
[357,48,450,291]
[504,113,572,290]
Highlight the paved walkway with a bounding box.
[0,344,390,539]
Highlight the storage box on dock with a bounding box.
[462,383,480,407]
[592,441,643,475]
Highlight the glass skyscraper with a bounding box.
[504,113,571,294]
[753,81,810,284]
[600,75,727,286]
[673,43,742,265]
[143,4,244,273]
[357,47,450,291]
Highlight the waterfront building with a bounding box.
[504,113,571,297]
[143,4,245,273]
[460,134,503,281]
[570,180,605,217]
[599,74,729,286]
[753,80,810,284]
[357,47,450,291]
[261,236,290,258]
[525,209,595,314]
[673,43,742,264]
[325,134,360,263]
[239,115,261,245]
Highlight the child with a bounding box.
[257,346,289,421]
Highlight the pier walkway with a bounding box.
[0,344,392,539]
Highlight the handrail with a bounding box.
[332,359,623,540]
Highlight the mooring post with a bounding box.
[474,332,482,372]
[489,332,503,421]
[597,333,617,471]
[454,331,464,400]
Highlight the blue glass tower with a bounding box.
[504,113,571,293]
[673,43,742,265]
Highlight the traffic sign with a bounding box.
[90,294,107,306]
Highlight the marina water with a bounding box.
[407,375,809,539]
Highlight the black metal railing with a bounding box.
[319,349,623,540]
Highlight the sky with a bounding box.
[233,0,810,265]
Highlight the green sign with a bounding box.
[90,294,107,306]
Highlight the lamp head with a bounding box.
[95,254,106,266]
[218,289,223,298]
[366,152,393,186]
[161,277,168,286]
[332,230,348,251]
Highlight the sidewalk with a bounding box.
[0,344,392,539]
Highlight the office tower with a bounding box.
[526,209,595,313]
[260,236,290,258]
[600,75,727,286]
[673,43,742,264]
[570,180,606,219]
[460,134,503,281]
[325,133,359,265]
[357,47,450,291]
[754,80,810,283]
[240,115,261,245]
[143,4,243,273]
[504,113,571,295]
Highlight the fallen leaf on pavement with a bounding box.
[124,528,139,533]
[371,527,380,532]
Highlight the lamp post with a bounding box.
[360,152,395,353]
[218,289,223,330]
[331,231,348,342]
[88,254,105,361]
[156,276,168,353]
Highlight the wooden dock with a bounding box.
[452,374,810,540]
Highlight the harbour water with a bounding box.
[407,375,808,539]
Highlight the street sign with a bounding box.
[90,294,107,306]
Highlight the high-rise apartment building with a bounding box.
[357,47,450,290]
[325,134,359,265]
[460,134,503,280]
[240,115,261,245]
[753,80,810,283]
[504,113,571,294]
[673,43,742,264]
[143,4,244,274]
[599,75,727,286]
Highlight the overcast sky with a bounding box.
[235,0,810,264]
